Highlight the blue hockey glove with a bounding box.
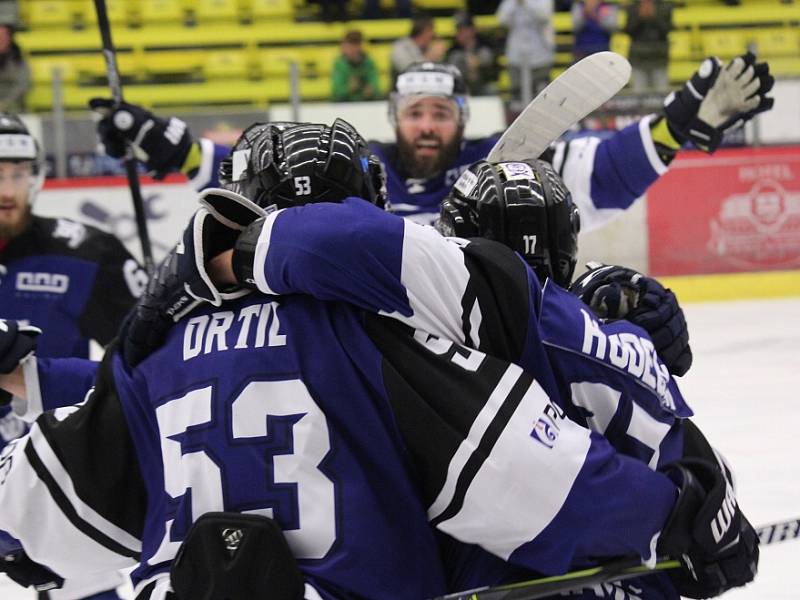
[657,421,759,598]
[122,189,265,367]
[89,98,193,179]
[570,263,692,376]
[664,52,774,153]
[0,320,40,375]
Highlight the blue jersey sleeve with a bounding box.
[24,357,100,418]
[552,115,669,231]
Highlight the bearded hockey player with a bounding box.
[0,112,146,600]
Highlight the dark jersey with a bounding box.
[3,223,683,599]
[0,215,145,355]
[0,215,145,446]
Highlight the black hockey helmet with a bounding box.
[390,62,469,126]
[437,159,580,287]
[219,118,387,209]
[0,112,45,200]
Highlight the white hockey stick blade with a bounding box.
[487,51,631,163]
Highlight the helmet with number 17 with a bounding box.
[218,118,387,210]
[437,159,580,287]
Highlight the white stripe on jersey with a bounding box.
[436,375,592,561]
[468,297,483,348]
[254,209,283,295]
[188,138,217,191]
[559,136,619,233]
[28,425,143,553]
[380,221,471,344]
[0,428,138,579]
[427,364,523,521]
[639,114,669,176]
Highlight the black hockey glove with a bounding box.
[122,189,265,367]
[570,264,692,376]
[1,550,64,592]
[0,319,40,375]
[664,52,774,153]
[657,421,759,599]
[89,98,193,179]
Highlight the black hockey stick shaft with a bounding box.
[94,0,155,275]
[435,515,800,600]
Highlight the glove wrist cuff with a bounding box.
[232,218,265,290]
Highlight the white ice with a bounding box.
[2,296,799,599]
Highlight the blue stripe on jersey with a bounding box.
[588,120,661,211]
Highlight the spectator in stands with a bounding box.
[445,12,498,96]
[625,0,672,93]
[331,30,381,102]
[390,16,447,83]
[496,0,555,109]
[571,0,618,60]
[0,20,29,113]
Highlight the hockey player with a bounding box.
[90,52,773,229]
[0,120,758,600]
[0,113,146,600]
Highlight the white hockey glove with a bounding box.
[122,188,266,366]
[664,52,774,152]
[89,98,194,179]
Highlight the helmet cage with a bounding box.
[219,118,387,210]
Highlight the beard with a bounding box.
[0,202,32,241]
[396,130,463,180]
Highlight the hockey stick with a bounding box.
[93,0,155,275]
[487,51,631,162]
[433,516,800,600]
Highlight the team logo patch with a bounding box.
[530,400,565,449]
[16,272,69,294]
[500,162,535,181]
[53,219,87,249]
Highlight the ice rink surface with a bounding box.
[2,296,798,600]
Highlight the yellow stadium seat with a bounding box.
[26,1,75,29]
[140,0,186,26]
[192,0,241,25]
[368,44,392,74]
[700,29,749,60]
[29,57,79,84]
[203,50,252,81]
[142,50,206,77]
[668,30,694,62]
[752,28,799,58]
[610,33,630,58]
[249,0,294,21]
[75,0,130,28]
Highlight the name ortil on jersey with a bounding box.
[182,301,286,361]
[579,309,676,411]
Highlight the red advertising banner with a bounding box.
[647,146,800,276]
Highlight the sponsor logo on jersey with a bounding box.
[579,309,675,411]
[52,219,87,249]
[530,397,566,449]
[15,271,69,294]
